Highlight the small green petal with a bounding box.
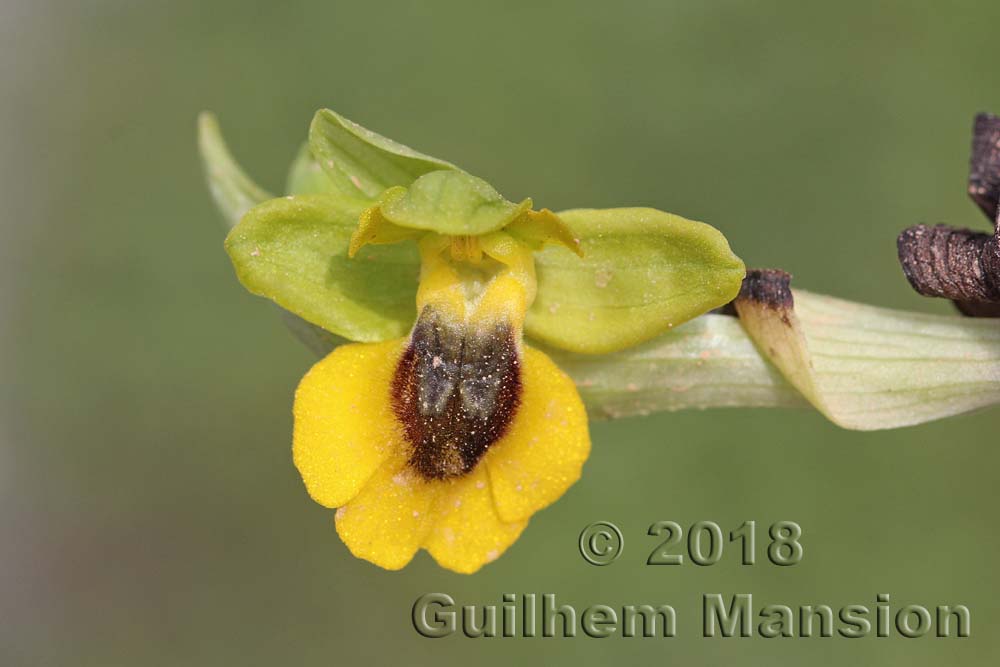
[349,195,424,258]
[505,209,583,256]
[525,207,746,354]
[377,170,532,236]
[309,109,456,200]
[225,195,419,342]
[197,112,272,228]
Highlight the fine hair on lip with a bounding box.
[392,306,522,480]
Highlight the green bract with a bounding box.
[200,108,746,352]
[546,288,1000,427]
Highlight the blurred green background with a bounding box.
[3,1,999,664]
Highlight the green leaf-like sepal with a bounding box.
[225,195,419,342]
[309,109,457,200]
[200,113,355,352]
[526,207,746,354]
[205,110,743,355]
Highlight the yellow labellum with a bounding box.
[294,341,589,572]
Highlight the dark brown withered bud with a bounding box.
[392,306,521,481]
[897,224,1000,303]
[969,113,1000,223]
[737,268,794,309]
[716,268,793,316]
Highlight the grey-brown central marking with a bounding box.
[391,306,522,480]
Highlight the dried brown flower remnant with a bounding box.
[897,113,1000,317]
[898,224,1000,302]
[969,113,1000,222]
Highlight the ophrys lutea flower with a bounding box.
[296,203,590,572]
[200,109,745,572]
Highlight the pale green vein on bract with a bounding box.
[737,290,1000,430]
[565,289,1000,429]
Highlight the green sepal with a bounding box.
[309,109,457,200]
[526,207,746,354]
[199,113,354,352]
[225,195,419,342]
[374,170,532,236]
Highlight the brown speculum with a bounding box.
[391,306,522,480]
